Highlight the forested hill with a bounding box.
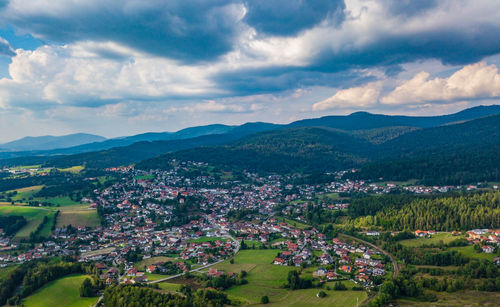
[137,115,500,184]
[286,105,500,130]
[350,114,500,185]
[137,127,376,173]
[3,106,499,186]
[44,133,247,169]
[349,192,500,231]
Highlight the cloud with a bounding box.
[0,41,224,109]
[243,0,344,36]
[312,82,381,111]
[1,0,247,62]
[381,62,500,104]
[0,36,14,56]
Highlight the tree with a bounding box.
[318,291,327,298]
[80,278,93,297]
[333,282,347,290]
[261,295,269,304]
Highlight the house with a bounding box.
[126,267,138,276]
[340,265,352,273]
[326,271,338,280]
[207,268,223,277]
[312,267,327,278]
[146,265,156,273]
[274,257,286,265]
[482,245,495,253]
[134,275,148,283]
[357,273,370,283]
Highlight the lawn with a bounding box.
[145,273,172,281]
[23,274,98,307]
[0,265,18,280]
[135,174,155,180]
[448,246,497,261]
[9,185,44,202]
[38,210,57,237]
[396,290,500,306]
[187,237,228,243]
[243,240,263,249]
[58,166,84,173]
[158,282,181,292]
[36,196,84,207]
[275,217,310,229]
[134,256,177,269]
[260,288,368,307]
[56,205,100,228]
[212,249,294,304]
[0,205,56,240]
[400,232,463,247]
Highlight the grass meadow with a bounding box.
[23,274,98,307]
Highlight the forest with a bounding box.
[103,285,229,307]
[351,191,500,231]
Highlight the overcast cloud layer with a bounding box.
[0,0,500,141]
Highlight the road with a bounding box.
[149,224,240,284]
[92,221,240,305]
[338,233,399,277]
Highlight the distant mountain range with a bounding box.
[137,114,500,185]
[1,105,500,185]
[0,133,106,152]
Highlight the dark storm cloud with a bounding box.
[243,0,345,36]
[2,0,243,63]
[1,0,500,101]
[214,67,376,96]
[311,24,500,75]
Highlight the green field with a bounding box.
[134,256,177,269]
[187,237,228,243]
[0,265,18,280]
[396,290,500,306]
[213,250,293,304]
[375,180,418,187]
[0,205,56,240]
[38,210,57,237]
[145,273,171,281]
[448,246,497,261]
[8,185,44,202]
[58,166,84,173]
[275,217,310,229]
[158,282,181,292]
[210,249,370,306]
[260,287,368,307]
[400,233,463,247]
[23,274,98,307]
[56,205,100,228]
[36,196,84,207]
[135,174,155,180]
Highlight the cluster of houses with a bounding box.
[466,229,500,253]
[271,236,388,286]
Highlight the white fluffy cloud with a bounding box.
[0,42,223,109]
[312,82,381,111]
[381,62,500,104]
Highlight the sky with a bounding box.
[1,0,500,142]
